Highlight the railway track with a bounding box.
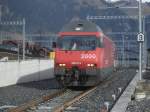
[7,89,66,112]
[8,87,96,112]
[64,69,136,112]
[7,69,136,112]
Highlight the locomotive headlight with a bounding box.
[90,64,94,67]
[62,64,66,66]
[87,64,95,67]
[87,64,91,67]
[59,64,66,67]
[59,64,62,66]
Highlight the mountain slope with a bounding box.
[0,0,150,34]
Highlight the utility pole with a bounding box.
[143,16,147,70]
[128,41,130,67]
[138,0,143,80]
[22,18,26,60]
[0,19,26,60]
[18,43,20,62]
[122,35,125,67]
[0,5,2,21]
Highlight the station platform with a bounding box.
[111,70,150,112]
[126,70,150,112]
[111,71,139,112]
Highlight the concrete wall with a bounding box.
[0,59,54,87]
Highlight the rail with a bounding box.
[53,86,97,112]
[7,89,66,112]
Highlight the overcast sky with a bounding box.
[109,0,150,2]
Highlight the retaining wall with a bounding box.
[0,59,54,87]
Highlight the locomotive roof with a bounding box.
[61,20,103,32]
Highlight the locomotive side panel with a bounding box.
[98,36,115,79]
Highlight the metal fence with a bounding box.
[87,15,147,68]
[109,33,139,68]
[0,19,57,62]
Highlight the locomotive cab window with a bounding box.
[97,37,104,48]
[57,36,103,51]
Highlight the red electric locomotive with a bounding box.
[54,20,116,86]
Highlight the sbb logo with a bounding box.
[81,54,96,59]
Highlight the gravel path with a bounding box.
[0,78,62,111]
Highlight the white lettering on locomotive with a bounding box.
[81,54,96,59]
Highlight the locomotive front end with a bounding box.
[55,36,102,85]
[54,20,104,86]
